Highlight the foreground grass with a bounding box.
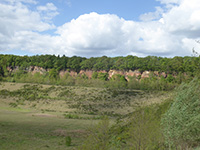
[0,108,98,150]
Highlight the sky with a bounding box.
[0,0,200,57]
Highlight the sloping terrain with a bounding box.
[0,82,171,149]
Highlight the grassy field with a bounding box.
[0,82,171,149]
[0,109,94,150]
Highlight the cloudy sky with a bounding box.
[1,0,200,57]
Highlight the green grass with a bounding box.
[0,108,98,150]
[0,82,171,149]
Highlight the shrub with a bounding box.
[98,72,108,81]
[49,68,58,79]
[65,136,71,146]
[161,78,200,149]
[127,106,165,150]
[9,102,18,107]
[78,117,111,150]
[64,113,79,119]
[92,72,98,79]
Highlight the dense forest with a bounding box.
[0,54,200,73]
[0,54,199,90]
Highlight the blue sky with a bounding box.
[52,0,161,24]
[37,0,162,33]
[1,0,200,57]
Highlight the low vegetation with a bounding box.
[0,82,171,149]
[1,79,199,149]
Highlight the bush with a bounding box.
[9,102,18,107]
[161,78,200,149]
[92,72,98,79]
[98,72,108,81]
[64,113,79,119]
[127,105,166,150]
[65,136,71,146]
[78,117,112,150]
[49,68,58,79]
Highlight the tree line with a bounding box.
[0,54,200,74]
[0,54,199,90]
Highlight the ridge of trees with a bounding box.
[0,54,200,74]
[0,54,199,90]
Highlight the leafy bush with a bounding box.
[64,113,79,119]
[0,89,10,97]
[49,68,58,79]
[65,136,71,146]
[124,104,170,150]
[97,72,108,81]
[92,72,98,79]
[161,78,200,149]
[58,89,71,97]
[78,117,112,150]
[9,102,18,107]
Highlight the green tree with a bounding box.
[0,66,4,77]
[80,57,96,70]
[49,68,58,79]
[166,74,175,83]
[98,72,108,81]
[108,74,127,89]
[161,78,200,149]
[0,66,4,81]
[128,107,164,150]
[92,72,98,79]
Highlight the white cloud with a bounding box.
[162,0,200,38]
[3,0,37,4]
[56,12,126,56]
[37,2,58,19]
[0,0,58,53]
[1,0,200,57]
[156,0,182,5]
[55,11,194,57]
[0,1,55,36]
[37,3,59,21]
[66,0,71,7]
[37,3,57,11]
[54,12,187,57]
[139,7,163,22]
